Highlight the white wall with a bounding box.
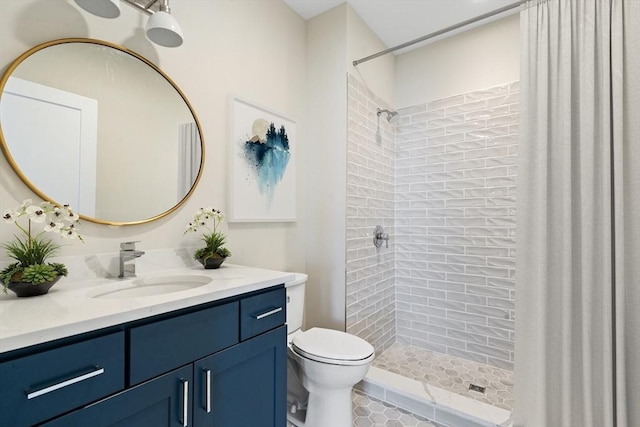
[304,3,396,331]
[395,14,520,108]
[347,6,395,107]
[305,4,348,330]
[0,0,307,274]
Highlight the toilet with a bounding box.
[285,273,374,427]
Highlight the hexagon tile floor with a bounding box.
[372,342,514,411]
[286,390,446,427]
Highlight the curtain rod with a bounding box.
[352,0,528,67]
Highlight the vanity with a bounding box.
[0,265,291,427]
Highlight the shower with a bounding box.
[376,108,399,123]
[347,75,518,425]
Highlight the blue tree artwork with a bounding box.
[242,120,291,207]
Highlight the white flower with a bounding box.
[3,199,82,239]
[2,209,16,223]
[184,207,226,237]
[51,207,64,221]
[60,227,80,240]
[58,206,79,222]
[26,205,47,223]
[44,221,64,233]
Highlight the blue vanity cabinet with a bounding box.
[128,301,239,386]
[0,284,287,427]
[193,325,287,427]
[40,364,193,427]
[0,331,125,427]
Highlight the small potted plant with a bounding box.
[1,199,83,297]
[184,207,231,269]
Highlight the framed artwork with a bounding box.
[229,96,296,222]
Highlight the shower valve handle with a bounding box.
[373,225,389,248]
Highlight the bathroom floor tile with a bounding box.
[372,342,514,411]
[286,390,444,427]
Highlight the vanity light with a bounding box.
[74,0,121,19]
[145,4,184,48]
[74,0,184,48]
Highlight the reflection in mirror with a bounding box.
[0,39,204,225]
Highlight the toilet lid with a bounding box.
[291,327,374,365]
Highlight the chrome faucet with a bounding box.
[118,241,145,278]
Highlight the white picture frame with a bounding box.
[228,96,296,222]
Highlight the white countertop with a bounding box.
[0,264,295,354]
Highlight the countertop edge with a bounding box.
[0,265,295,354]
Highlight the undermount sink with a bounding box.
[90,275,213,299]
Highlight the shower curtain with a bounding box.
[514,1,639,426]
[177,122,201,200]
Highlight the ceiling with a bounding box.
[282,0,522,54]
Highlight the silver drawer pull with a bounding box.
[27,366,105,400]
[254,307,282,320]
[181,379,189,427]
[204,369,212,413]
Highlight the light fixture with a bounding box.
[146,2,183,48]
[74,0,184,48]
[74,0,121,19]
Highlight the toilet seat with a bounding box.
[291,327,375,366]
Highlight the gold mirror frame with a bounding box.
[0,38,205,226]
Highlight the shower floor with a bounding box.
[372,342,514,411]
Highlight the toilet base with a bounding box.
[286,387,353,427]
[303,386,353,427]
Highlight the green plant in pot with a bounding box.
[184,207,231,269]
[1,199,83,297]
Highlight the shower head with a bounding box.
[377,108,399,124]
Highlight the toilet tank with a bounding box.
[285,273,307,334]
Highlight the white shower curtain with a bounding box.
[177,122,201,200]
[514,1,639,426]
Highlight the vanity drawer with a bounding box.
[0,331,125,427]
[129,301,239,385]
[240,287,286,341]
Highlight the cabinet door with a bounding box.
[193,326,286,427]
[0,331,124,427]
[42,365,193,427]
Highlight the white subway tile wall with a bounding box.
[395,82,519,371]
[346,75,519,370]
[346,75,396,354]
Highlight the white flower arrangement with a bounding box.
[184,207,231,263]
[1,199,83,291]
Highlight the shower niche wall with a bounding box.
[346,74,520,411]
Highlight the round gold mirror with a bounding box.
[0,38,204,225]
